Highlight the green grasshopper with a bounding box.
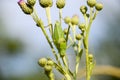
[53,21,67,57]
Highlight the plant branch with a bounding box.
[31,9,60,65]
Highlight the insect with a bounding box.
[53,21,67,57]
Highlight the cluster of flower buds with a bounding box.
[80,0,103,15]
[18,0,103,80]
[18,0,36,14]
[38,0,66,9]
[18,0,67,15]
[78,0,103,33]
[38,58,54,72]
[64,15,79,26]
[38,58,54,79]
[87,0,103,11]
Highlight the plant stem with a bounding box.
[65,74,71,80]
[49,71,54,80]
[66,24,71,42]
[31,9,61,65]
[93,10,98,20]
[62,56,68,69]
[59,9,62,24]
[75,41,82,75]
[84,8,94,80]
[45,7,53,36]
[72,25,76,42]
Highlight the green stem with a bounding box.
[72,25,76,42]
[75,41,82,73]
[85,8,94,80]
[93,10,98,20]
[66,24,71,42]
[45,7,53,36]
[61,55,72,80]
[62,56,68,69]
[59,9,62,24]
[48,71,54,80]
[31,9,61,65]
[83,14,88,29]
[65,74,71,80]
[54,62,72,80]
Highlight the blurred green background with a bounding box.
[0,0,120,80]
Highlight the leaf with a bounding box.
[53,21,67,57]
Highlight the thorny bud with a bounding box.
[56,0,65,9]
[78,23,85,31]
[64,28,68,35]
[18,0,33,14]
[39,0,53,8]
[64,16,71,24]
[80,5,88,14]
[87,0,96,7]
[86,13,90,18]
[38,58,47,67]
[27,0,36,6]
[44,65,52,72]
[95,3,103,11]
[76,34,82,40]
[71,15,79,25]
[88,54,93,62]
[47,59,54,66]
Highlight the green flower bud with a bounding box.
[86,13,90,18]
[71,15,79,25]
[18,0,33,15]
[27,0,36,6]
[95,3,103,11]
[64,16,71,24]
[47,60,54,66]
[44,65,52,72]
[56,0,65,9]
[88,54,93,62]
[63,28,68,35]
[80,5,88,14]
[38,58,47,67]
[39,0,53,8]
[76,34,82,40]
[87,0,96,7]
[78,23,85,31]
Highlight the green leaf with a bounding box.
[53,21,66,57]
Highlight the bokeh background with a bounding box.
[0,0,120,80]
